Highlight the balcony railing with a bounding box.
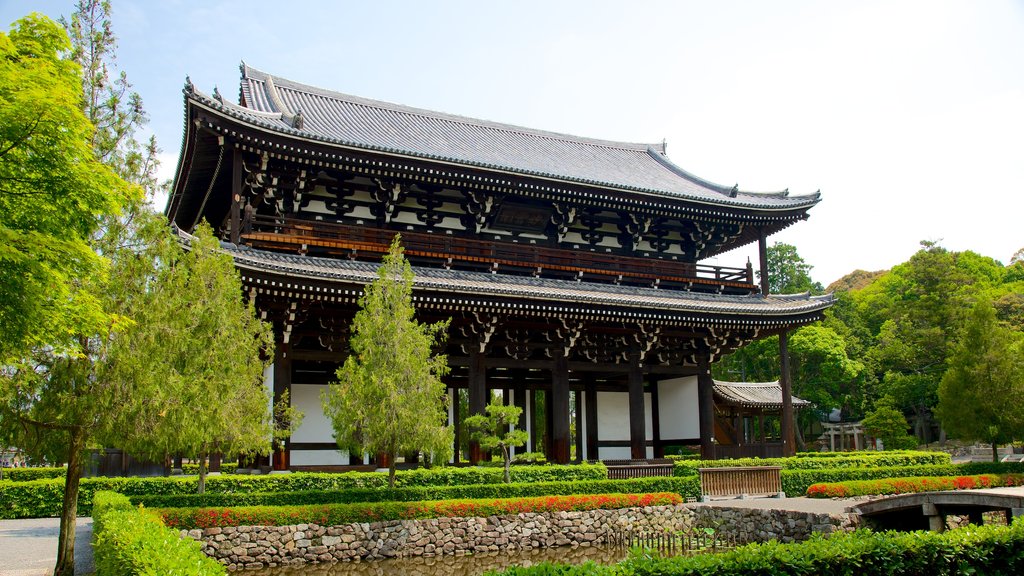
[242,215,756,291]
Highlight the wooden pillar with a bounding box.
[779,331,796,457]
[757,227,770,296]
[628,351,646,460]
[273,342,291,470]
[697,353,716,459]
[468,348,487,464]
[585,376,598,461]
[230,148,243,244]
[573,390,584,463]
[529,389,538,454]
[650,375,663,458]
[452,387,462,464]
[550,352,571,464]
[514,384,527,456]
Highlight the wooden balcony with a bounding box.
[241,215,757,293]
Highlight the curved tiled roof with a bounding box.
[713,380,811,409]
[185,229,833,319]
[184,64,821,211]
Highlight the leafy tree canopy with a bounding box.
[322,236,453,487]
[464,397,528,483]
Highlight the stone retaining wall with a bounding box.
[183,504,858,570]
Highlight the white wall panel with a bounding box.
[657,376,700,440]
[290,384,335,443]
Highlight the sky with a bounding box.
[3,0,1023,286]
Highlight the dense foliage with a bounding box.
[92,491,224,575]
[487,520,1024,576]
[670,450,950,475]
[716,241,1024,449]
[157,492,682,530]
[806,473,1024,498]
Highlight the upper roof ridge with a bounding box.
[241,64,663,153]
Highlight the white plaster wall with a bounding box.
[596,391,652,441]
[596,391,653,460]
[290,384,334,443]
[290,450,347,466]
[657,376,700,440]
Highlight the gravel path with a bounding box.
[0,518,93,576]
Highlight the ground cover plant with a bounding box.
[806,473,1024,498]
[157,492,683,530]
[487,519,1024,575]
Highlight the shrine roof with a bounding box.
[190,230,833,320]
[713,380,812,409]
[183,64,820,211]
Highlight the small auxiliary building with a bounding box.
[166,64,832,468]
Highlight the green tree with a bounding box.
[759,242,824,294]
[322,236,453,488]
[464,397,528,483]
[0,13,134,364]
[861,402,917,450]
[935,299,1024,462]
[106,222,275,494]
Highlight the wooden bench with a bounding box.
[699,466,783,501]
[602,459,675,480]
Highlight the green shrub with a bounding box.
[781,464,962,496]
[488,520,1024,575]
[0,464,605,519]
[92,490,224,575]
[673,450,951,476]
[181,462,238,475]
[0,467,66,481]
[132,476,701,509]
[158,492,682,530]
[806,473,1024,498]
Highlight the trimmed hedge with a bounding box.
[488,520,1024,575]
[132,476,701,509]
[807,473,1024,498]
[181,462,238,475]
[92,491,224,575]
[158,492,683,530]
[0,463,605,519]
[672,450,951,476]
[0,467,66,482]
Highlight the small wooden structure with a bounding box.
[603,458,675,479]
[712,381,810,459]
[699,465,783,500]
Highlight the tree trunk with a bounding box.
[502,446,511,484]
[197,451,208,494]
[54,428,86,576]
[993,441,999,463]
[388,452,397,489]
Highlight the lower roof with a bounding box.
[713,380,811,409]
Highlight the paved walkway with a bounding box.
[0,518,93,576]
[697,495,858,514]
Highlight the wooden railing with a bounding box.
[713,443,786,459]
[698,466,783,500]
[602,458,676,480]
[243,215,756,290]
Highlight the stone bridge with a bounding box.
[854,487,1024,532]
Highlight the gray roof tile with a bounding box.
[713,380,811,408]
[188,64,821,211]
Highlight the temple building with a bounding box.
[166,64,832,469]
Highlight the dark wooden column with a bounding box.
[230,148,243,244]
[779,331,796,456]
[273,342,291,470]
[650,375,663,458]
[550,352,571,464]
[757,227,770,296]
[529,389,538,453]
[697,353,716,459]
[628,351,646,460]
[584,375,598,461]
[451,387,461,464]
[468,348,487,464]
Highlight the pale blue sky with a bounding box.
[4,1,1022,285]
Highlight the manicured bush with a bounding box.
[806,473,1024,498]
[158,492,682,530]
[488,519,1024,575]
[92,491,224,575]
[0,463,605,519]
[672,450,951,476]
[133,476,701,509]
[781,464,961,496]
[0,467,66,481]
[181,462,238,475]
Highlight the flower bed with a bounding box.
[159,492,682,530]
[806,473,1024,498]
